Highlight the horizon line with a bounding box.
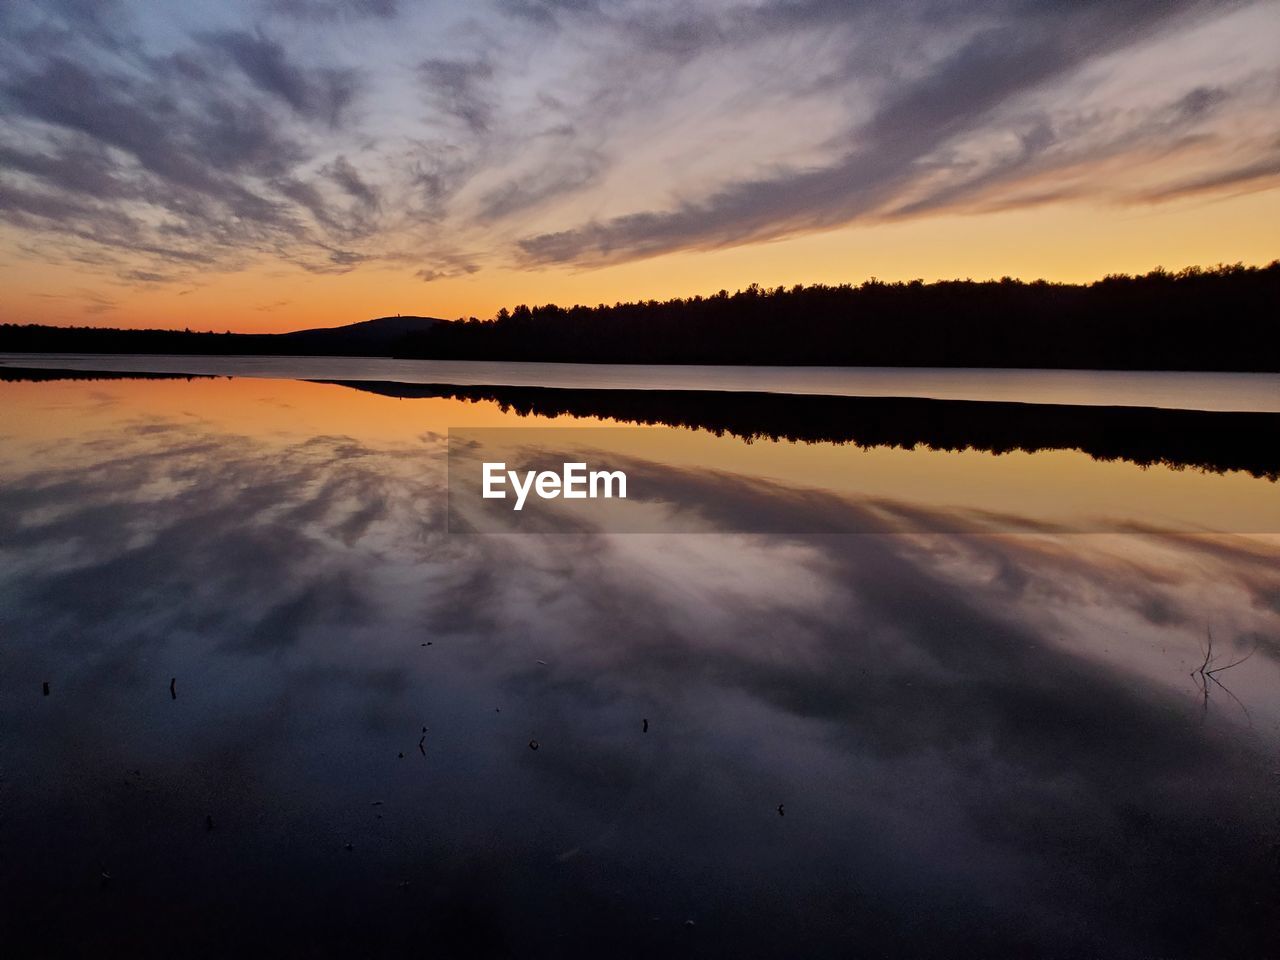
[8,258,1277,336]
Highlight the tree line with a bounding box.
[398,262,1279,370]
[2,262,1275,370]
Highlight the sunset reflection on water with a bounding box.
[1,373,1277,958]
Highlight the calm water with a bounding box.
[1,367,1278,958]
[4,352,1279,411]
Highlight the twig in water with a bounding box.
[1190,626,1258,722]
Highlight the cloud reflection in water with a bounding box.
[0,379,1277,958]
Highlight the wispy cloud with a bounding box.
[201,30,361,125]
[0,0,1275,289]
[418,57,497,135]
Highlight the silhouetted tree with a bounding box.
[3,263,1276,370]
[393,262,1279,371]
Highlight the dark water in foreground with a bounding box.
[0,369,1277,958]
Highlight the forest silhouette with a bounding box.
[400,263,1278,370]
[2,263,1276,370]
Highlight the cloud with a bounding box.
[1133,149,1280,204]
[497,0,607,27]
[476,139,606,221]
[416,259,480,282]
[515,0,1244,265]
[265,0,400,20]
[0,21,392,283]
[121,270,176,283]
[418,57,497,135]
[325,155,380,210]
[0,0,1276,291]
[882,79,1259,220]
[202,30,361,125]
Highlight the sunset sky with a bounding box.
[1,0,1278,333]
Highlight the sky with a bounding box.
[0,0,1277,332]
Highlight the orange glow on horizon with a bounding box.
[5,187,1278,333]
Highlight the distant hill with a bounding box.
[265,315,441,355]
[0,315,441,357]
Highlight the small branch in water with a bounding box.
[1190,627,1215,712]
[1207,646,1257,676]
[1190,625,1258,722]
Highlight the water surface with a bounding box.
[3,352,1278,411]
[1,371,1277,958]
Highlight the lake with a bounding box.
[5,352,1279,410]
[1,358,1277,958]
